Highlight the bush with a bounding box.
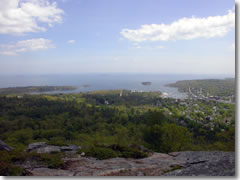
[120,147,148,159]
[78,145,148,160]
[8,129,33,145]
[40,153,64,168]
[0,150,64,172]
[0,151,27,176]
[48,137,68,146]
[109,145,148,159]
[160,124,192,153]
[0,162,26,176]
[78,146,118,160]
[0,150,29,163]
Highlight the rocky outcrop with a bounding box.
[26,142,47,152]
[34,146,61,154]
[26,142,81,154]
[164,151,235,176]
[0,140,13,151]
[23,151,235,176]
[60,145,80,153]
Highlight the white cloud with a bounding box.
[231,43,235,50]
[0,38,55,56]
[67,40,76,44]
[121,10,235,42]
[0,0,64,35]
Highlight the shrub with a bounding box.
[0,150,64,171]
[0,151,27,176]
[78,146,118,160]
[48,137,68,146]
[120,148,148,159]
[39,153,64,169]
[109,145,148,159]
[78,145,148,160]
[160,124,192,153]
[0,162,26,176]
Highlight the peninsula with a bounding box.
[0,86,77,95]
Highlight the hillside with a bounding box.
[167,78,235,97]
[0,89,235,176]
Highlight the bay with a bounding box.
[0,73,233,99]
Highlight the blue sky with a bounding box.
[0,0,235,75]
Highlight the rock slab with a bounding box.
[164,151,235,176]
[0,140,13,151]
[26,142,81,154]
[25,151,235,176]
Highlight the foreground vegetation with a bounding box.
[0,89,235,175]
[0,150,64,175]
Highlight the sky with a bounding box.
[0,0,235,75]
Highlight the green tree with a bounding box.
[143,124,163,151]
[160,124,192,153]
[115,126,128,146]
[8,129,33,145]
[214,127,235,151]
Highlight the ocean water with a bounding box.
[0,73,233,99]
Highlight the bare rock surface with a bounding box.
[28,168,75,176]
[35,145,61,154]
[164,151,235,176]
[26,142,81,154]
[0,139,13,151]
[26,151,235,176]
[26,142,47,152]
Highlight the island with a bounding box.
[141,81,152,86]
[0,86,78,95]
